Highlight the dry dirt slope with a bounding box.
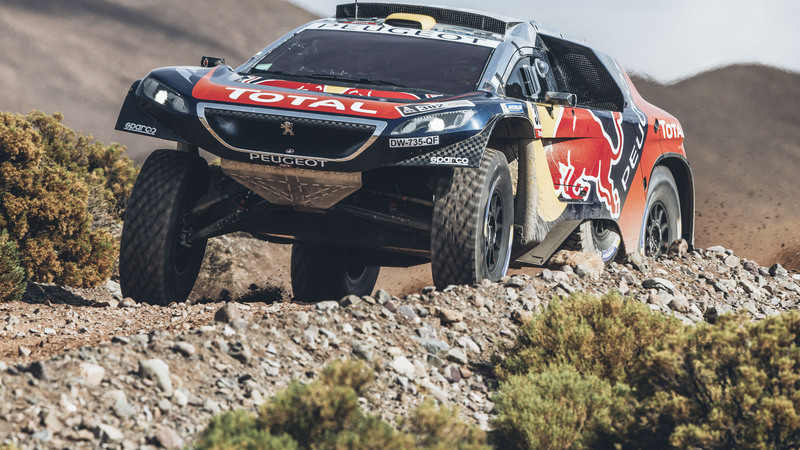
[632,66,800,268]
[0,0,317,157]
[1,0,799,270]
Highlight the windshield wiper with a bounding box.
[305,73,408,88]
[244,70,441,94]
[248,68,299,77]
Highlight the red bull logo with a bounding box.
[548,107,645,219]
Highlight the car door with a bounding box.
[532,36,646,221]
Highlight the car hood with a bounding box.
[149,65,485,121]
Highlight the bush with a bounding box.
[403,400,488,450]
[0,111,136,288]
[257,360,406,449]
[197,360,488,449]
[0,229,25,302]
[496,292,686,385]
[196,409,297,450]
[628,312,800,448]
[493,293,800,448]
[25,111,137,218]
[493,365,633,450]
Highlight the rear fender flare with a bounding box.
[639,153,695,251]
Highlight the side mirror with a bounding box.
[201,56,226,68]
[545,91,577,107]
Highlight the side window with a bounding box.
[505,59,532,100]
[504,54,555,102]
[539,35,625,112]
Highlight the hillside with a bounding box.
[632,66,800,267]
[1,0,798,269]
[0,0,317,158]
[2,2,800,447]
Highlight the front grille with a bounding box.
[204,108,376,159]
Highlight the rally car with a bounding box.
[116,3,694,304]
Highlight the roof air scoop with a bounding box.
[384,13,436,30]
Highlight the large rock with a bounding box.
[624,251,650,272]
[138,359,173,397]
[389,356,416,378]
[642,277,676,293]
[214,303,241,323]
[79,363,105,387]
[549,250,604,280]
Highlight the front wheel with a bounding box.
[290,243,380,302]
[119,150,209,305]
[643,166,681,258]
[431,148,514,288]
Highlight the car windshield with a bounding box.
[248,29,494,96]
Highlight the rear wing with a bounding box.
[335,3,520,35]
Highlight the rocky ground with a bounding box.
[1,239,799,448]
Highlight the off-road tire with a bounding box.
[291,242,380,302]
[565,220,621,263]
[120,149,210,305]
[431,148,514,288]
[643,166,681,258]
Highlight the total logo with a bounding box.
[225,88,378,115]
[658,120,685,139]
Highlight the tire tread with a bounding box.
[119,150,207,304]
[431,149,508,288]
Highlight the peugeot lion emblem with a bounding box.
[280,121,294,136]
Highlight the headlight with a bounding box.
[141,77,189,114]
[391,110,476,135]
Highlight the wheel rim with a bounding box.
[483,179,507,273]
[591,221,620,262]
[593,221,611,241]
[645,200,670,258]
[345,255,370,287]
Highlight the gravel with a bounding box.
[1,240,799,447]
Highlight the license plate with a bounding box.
[389,136,440,148]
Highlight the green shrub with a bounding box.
[493,365,633,449]
[627,312,800,448]
[0,111,136,287]
[496,292,686,385]
[25,111,137,218]
[196,409,297,450]
[494,293,800,448]
[403,400,488,450]
[0,228,26,302]
[197,360,487,449]
[257,360,407,449]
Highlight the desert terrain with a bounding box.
[1,0,800,446]
[2,0,797,269]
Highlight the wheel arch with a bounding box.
[651,153,695,248]
[486,116,538,162]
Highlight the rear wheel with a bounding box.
[290,243,380,302]
[119,150,210,305]
[643,166,681,258]
[431,149,514,288]
[567,220,621,263]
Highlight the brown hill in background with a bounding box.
[632,66,800,268]
[0,0,317,157]
[1,0,798,270]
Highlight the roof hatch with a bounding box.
[385,13,436,30]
